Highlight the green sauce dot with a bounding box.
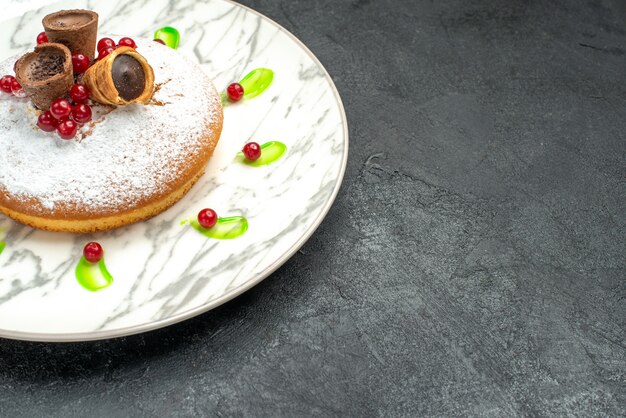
[237,141,287,166]
[188,216,248,240]
[75,256,114,291]
[240,68,274,99]
[222,68,274,105]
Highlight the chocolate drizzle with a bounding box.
[111,55,146,101]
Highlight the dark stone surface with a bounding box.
[1,0,625,416]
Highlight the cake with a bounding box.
[0,34,223,233]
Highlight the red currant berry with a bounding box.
[83,242,104,263]
[71,52,90,74]
[0,75,15,94]
[98,46,115,61]
[10,78,26,97]
[50,98,72,119]
[97,37,116,53]
[36,32,48,45]
[242,142,261,161]
[118,37,137,49]
[72,104,92,124]
[70,83,91,104]
[197,208,218,229]
[153,39,165,45]
[226,83,244,102]
[37,111,58,132]
[57,119,78,140]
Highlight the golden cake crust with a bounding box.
[0,113,222,233]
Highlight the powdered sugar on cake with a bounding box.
[0,37,220,212]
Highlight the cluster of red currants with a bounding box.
[0,75,24,97]
[96,36,137,61]
[37,84,92,139]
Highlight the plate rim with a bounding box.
[0,0,349,342]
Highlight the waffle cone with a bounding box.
[43,10,99,61]
[83,47,155,106]
[14,43,73,110]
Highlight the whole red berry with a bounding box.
[153,38,165,45]
[83,242,104,263]
[227,83,244,102]
[97,37,116,53]
[50,98,72,119]
[10,78,26,97]
[70,83,91,104]
[72,104,92,124]
[37,111,58,132]
[10,78,21,90]
[98,46,115,61]
[36,32,48,45]
[57,119,78,140]
[71,52,90,74]
[0,75,15,94]
[118,37,137,49]
[197,208,218,229]
[242,142,261,161]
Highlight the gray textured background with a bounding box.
[0,0,625,416]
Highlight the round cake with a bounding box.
[0,37,223,233]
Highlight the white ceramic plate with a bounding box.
[0,0,348,341]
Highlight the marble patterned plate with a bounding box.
[0,0,347,341]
